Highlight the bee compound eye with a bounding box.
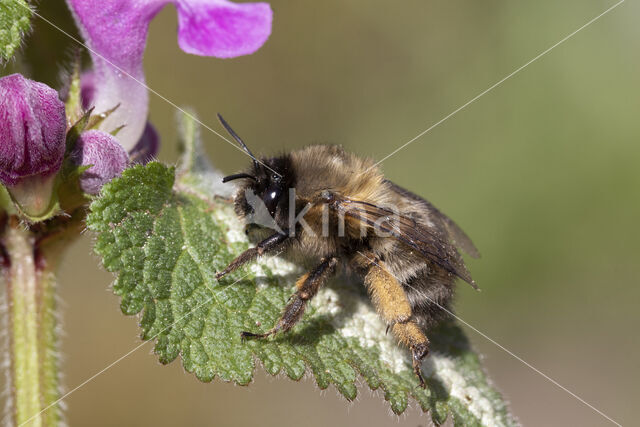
[263,184,282,216]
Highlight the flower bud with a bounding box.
[0,74,66,218]
[72,130,129,195]
[0,74,66,186]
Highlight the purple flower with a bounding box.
[0,74,66,187]
[67,0,273,152]
[72,130,129,195]
[80,70,96,111]
[129,122,159,165]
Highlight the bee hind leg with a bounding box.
[393,322,430,388]
[241,255,339,339]
[412,341,430,388]
[358,252,430,388]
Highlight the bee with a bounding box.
[215,115,479,387]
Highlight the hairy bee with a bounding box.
[215,115,479,387]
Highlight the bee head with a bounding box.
[218,114,295,229]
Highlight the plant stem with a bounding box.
[36,267,60,427]
[3,219,61,426]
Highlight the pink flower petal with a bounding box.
[176,0,272,58]
[66,0,273,151]
[66,0,161,151]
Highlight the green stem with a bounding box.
[37,267,60,427]
[3,220,61,426]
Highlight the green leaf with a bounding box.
[86,112,518,426]
[0,0,32,63]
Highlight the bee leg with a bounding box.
[216,232,289,280]
[360,255,430,388]
[392,322,430,388]
[241,255,339,339]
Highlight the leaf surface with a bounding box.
[0,0,31,62]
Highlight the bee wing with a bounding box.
[333,197,477,288]
[384,180,480,258]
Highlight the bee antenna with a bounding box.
[217,113,261,172]
[222,173,257,183]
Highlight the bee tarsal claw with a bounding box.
[411,342,429,388]
[412,355,427,388]
[240,330,273,341]
[240,331,258,339]
[415,368,426,389]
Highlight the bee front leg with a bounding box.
[241,255,339,339]
[216,232,289,280]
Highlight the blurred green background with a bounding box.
[3,0,639,425]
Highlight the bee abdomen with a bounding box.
[402,266,455,330]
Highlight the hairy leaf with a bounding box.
[87,113,517,426]
[0,0,32,62]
